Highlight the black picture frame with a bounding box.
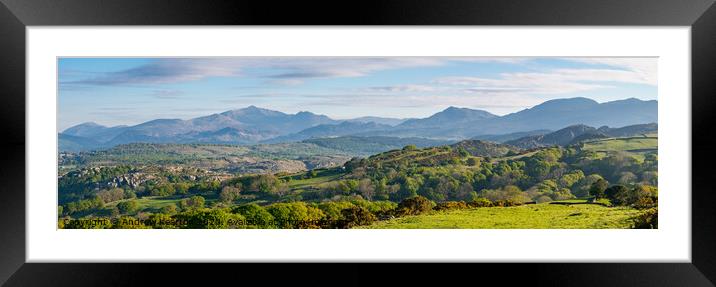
[1,0,715,286]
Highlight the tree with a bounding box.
[150,183,176,196]
[266,202,325,229]
[589,179,609,199]
[233,203,275,228]
[248,174,282,193]
[357,179,375,200]
[160,204,177,215]
[180,195,205,210]
[403,144,418,151]
[117,200,139,214]
[633,185,658,209]
[617,172,638,185]
[466,157,481,167]
[604,185,631,205]
[573,174,605,198]
[641,171,658,186]
[96,188,126,203]
[552,188,576,201]
[558,170,584,189]
[219,185,241,203]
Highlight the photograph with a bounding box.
[3,0,714,284]
[56,56,658,229]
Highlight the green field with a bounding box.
[285,169,346,189]
[582,137,657,152]
[580,137,657,162]
[359,203,642,229]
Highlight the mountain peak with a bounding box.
[295,111,316,116]
[530,97,599,111]
[604,97,654,104]
[62,121,108,135]
[435,106,497,118]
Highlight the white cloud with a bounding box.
[68,57,531,86]
[565,58,657,85]
[434,59,656,96]
[365,84,438,93]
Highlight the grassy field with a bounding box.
[581,137,657,162]
[284,169,346,189]
[582,137,657,152]
[359,203,642,229]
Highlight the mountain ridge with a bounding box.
[60,97,657,152]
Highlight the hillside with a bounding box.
[303,136,452,156]
[59,142,352,175]
[505,123,658,149]
[58,135,657,229]
[59,136,455,173]
[265,122,393,143]
[450,140,521,157]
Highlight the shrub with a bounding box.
[632,208,658,229]
[492,199,523,207]
[434,201,468,211]
[468,198,493,208]
[335,206,377,228]
[395,196,435,216]
[160,204,178,215]
[632,185,658,209]
[266,202,325,229]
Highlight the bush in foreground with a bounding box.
[434,201,468,211]
[632,208,658,229]
[395,196,435,216]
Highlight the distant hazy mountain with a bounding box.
[59,97,657,152]
[398,106,498,128]
[471,130,552,143]
[266,121,393,143]
[61,106,338,151]
[505,123,658,149]
[491,97,657,134]
[345,116,410,126]
[58,133,105,152]
[368,97,656,139]
[62,122,129,143]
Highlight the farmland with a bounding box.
[360,202,642,229]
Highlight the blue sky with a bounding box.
[58,57,657,131]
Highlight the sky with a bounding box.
[58,57,657,131]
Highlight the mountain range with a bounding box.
[59,97,657,152]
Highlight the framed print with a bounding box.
[1,0,716,286]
